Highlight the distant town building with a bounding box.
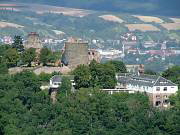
[2,36,13,44]
[126,64,144,74]
[143,41,157,48]
[97,49,122,59]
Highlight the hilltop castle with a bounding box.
[61,38,101,70]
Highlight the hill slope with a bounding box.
[4,0,180,16]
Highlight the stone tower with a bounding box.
[61,38,89,69]
[24,32,43,52]
[24,32,43,64]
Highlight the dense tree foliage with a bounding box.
[4,48,20,67]
[58,77,72,96]
[73,65,91,89]
[106,60,127,73]
[162,66,180,87]
[12,36,24,53]
[74,61,117,89]
[0,43,180,134]
[39,48,52,66]
[22,48,36,66]
[144,69,157,75]
[0,63,179,135]
[0,70,180,135]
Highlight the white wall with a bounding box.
[152,86,178,94]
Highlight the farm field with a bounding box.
[125,24,160,32]
[170,18,180,23]
[0,21,24,28]
[23,3,94,17]
[161,23,180,30]
[99,15,124,23]
[133,15,164,23]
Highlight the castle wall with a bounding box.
[62,42,89,69]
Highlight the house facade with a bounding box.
[116,73,178,107]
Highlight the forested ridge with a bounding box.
[0,70,180,135]
[0,44,180,134]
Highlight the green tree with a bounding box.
[22,48,36,67]
[162,66,180,87]
[39,48,51,66]
[144,69,157,75]
[59,76,72,96]
[0,63,8,74]
[106,60,127,73]
[4,48,19,67]
[73,65,91,89]
[89,61,117,89]
[12,35,24,53]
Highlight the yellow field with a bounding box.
[0,21,24,28]
[161,23,180,30]
[99,15,124,23]
[125,24,160,32]
[170,18,180,23]
[30,4,93,17]
[133,15,164,23]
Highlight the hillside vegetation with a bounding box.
[0,3,180,44]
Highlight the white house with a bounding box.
[49,75,75,90]
[116,73,178,107]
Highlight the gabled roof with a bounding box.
[117,73,177,87]
[50,75,74,83]
[154,77,177,86]
[51,75,62,83]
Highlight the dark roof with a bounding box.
[51,75,75,83]
[117,74,177,87]
[154,77,177,86]
[51,75,62,83]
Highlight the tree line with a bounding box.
[0,36,61,72]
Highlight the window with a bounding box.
[155,101,161,106]
[163,87,167,91]
[171,87,174,88]
[156,95,160,98]
[156,87,160,91]
[163,100,169,104]
[163,95,168,98]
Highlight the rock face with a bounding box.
[24,32,43,51]
[61,38,89,69]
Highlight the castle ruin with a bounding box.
[24,32,43,51]
[61,38,101,70]
[24,32,43,64]
[61,38,89,69]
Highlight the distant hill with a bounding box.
[0,3,180,46]
[4,0,180,16]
